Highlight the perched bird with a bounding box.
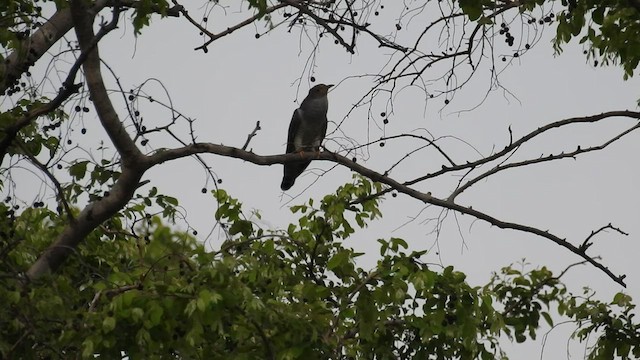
[281,84,333,190]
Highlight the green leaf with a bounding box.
[592,7,605,25]
[163,196,178,206]
[69,161,89,180]
[327,250,349,270]
[459,0,483,21]
[478,16,493,25]
[541,311,553,327]
[229,219,253,237]
[147,303,164,325]
[612,292,631,306]
[82,339,94,359]
[102,317,116,332]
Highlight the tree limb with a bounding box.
[70,0,143,164]
[146,144,627,286]
[24,1,147,280]
[0,0,110,94]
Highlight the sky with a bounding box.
[11,1,640,358]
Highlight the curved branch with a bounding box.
[351,111,640,206]
[17,141,74,222]
[146,144,627,287]
[187,2,288,52]
[0,0,110,94]
[25,0,147,280]
[407,111,640,187]
[449,121,640,200]
[0,1,121,165]
[71,0,143,164]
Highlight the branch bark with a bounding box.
[147,143,628,286]
[25,0,146,280]
[0,0,109,94]
[26,140,630,285]
[0,1,122,166]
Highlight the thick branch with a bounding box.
[0,0,109,94]
[0,0,179,92]
[26,168,145,279]
[1,1,122,166]
[71,0,143,164]
[147,144,626,286]
[25,1,148,280]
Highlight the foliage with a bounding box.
[0,0,43,60]
[1,178,638,359]
[1,0,639,358]
[552,0,640,79]
[455,0,640,78]
[130,0,170,35]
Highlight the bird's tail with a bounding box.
[280,178,295,191]
[281,160,311,190]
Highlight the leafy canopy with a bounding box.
[1,177,638,359]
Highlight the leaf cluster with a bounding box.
[0,177,638,358]
[554,0,640,78]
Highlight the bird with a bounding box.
[281,83,333,191]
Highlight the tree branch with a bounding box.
[25,1,148,280]
[184,1,288,52]
[242,121,261,150]
[0,0,122,166]
[71,0,143,165]
[17,141,74,222]
[449,121,640,201]
[0,0,110,94]
[580,223,629,251]
[146,143,627,286]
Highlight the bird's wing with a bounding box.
[320,116,328,143]
[286,108,303,154]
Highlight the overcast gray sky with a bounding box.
[12,1,640,358]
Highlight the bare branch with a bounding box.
[16,141,74,222]
[242,121,262,151]
[449,121,640,200]
[580,223,629,251]
[407,111,640,187]
[184,1,288,52]
[146,143,627,286]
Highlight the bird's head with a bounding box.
[307,84,334,98]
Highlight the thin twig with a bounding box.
[242,121,261,151]
[580,223,629,251]
[17,141,74,222]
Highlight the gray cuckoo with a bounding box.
[281,84,333,190]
